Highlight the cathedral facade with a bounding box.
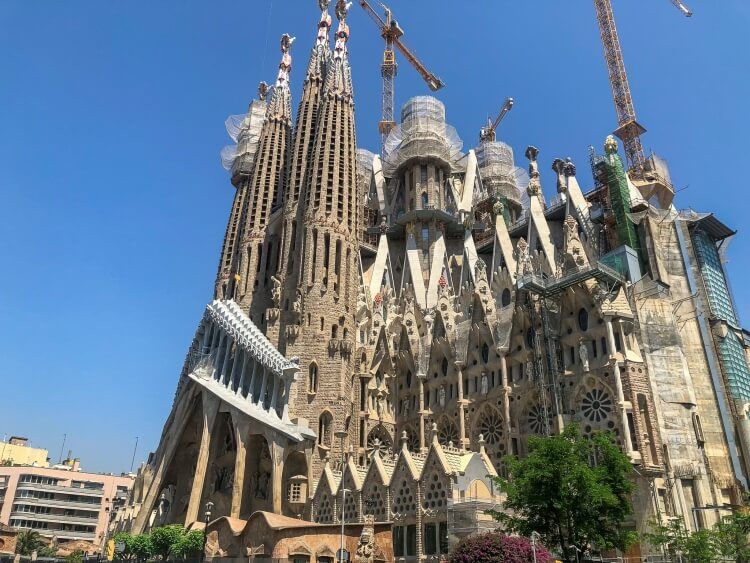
[118,1,750,559]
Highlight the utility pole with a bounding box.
[58,433,67,464]
[129,436,139,473]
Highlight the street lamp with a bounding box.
[530,531,540,563]
[201,501,214,563]
[335,430,349,563]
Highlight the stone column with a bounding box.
[418,374,426,452]
[456,362,467,450]
[605,318,634,454]
[500,355,512,454]
[185,392,220,525]
[230,416,251,519]
[268,436,286,514]
[236,350,249,395]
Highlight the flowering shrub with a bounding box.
[449,532,553,563]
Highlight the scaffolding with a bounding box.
[220,99,267,179]
[475,141,526,215]
[382,96,463,176]
[446,495,502,549]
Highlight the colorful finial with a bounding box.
[317,0,333,46]
[604,135,619,155]
[257,81,269,101]
[276,34,295,87]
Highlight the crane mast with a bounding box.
[479,97,514,143]
[359,0,444,153]
[593,0,691,175]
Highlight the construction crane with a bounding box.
[479,97,514,143]
[593,0,692,175]
[359,0,445,152]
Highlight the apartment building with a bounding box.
[0,464,133,546]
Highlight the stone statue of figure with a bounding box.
[270,275,282,308]
[579,338,590,372]
[292,289,302,314]
[480,373,489,396]
[475,259,488,283]
[438,385,446,407]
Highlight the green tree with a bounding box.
[130,533,154,560]
[65,549,83,563]
[150,525,188,559]
[37,545,59,558]
[15,530,44,555]
[490,424,636,562]
[714,510,750,562]
[171,530,205,559]
[643,517,723,562]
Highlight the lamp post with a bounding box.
[335,430,349,563]
[530,531,540,563]
[201,501,214,563]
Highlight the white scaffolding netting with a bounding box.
[220,99,267,172]
[475,141,527,208]
[382,96,464,176]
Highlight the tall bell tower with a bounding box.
[283,0,360,473]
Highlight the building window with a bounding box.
[309,362,318,393]
[424,523,437,555]
[393,526,405,557]
[501,288,511,307]
[406,524,417,556]
[578,308,589,331]
[482,343,490,364]
[318,412,333,447]
[614,332,622,352]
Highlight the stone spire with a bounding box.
[213,84,268,300]
[233,34,295,326]
[277,1,333,304]
[282,0,360,478]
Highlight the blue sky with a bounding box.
[1,1,748,474]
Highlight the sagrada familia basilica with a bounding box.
[115,1,750,560]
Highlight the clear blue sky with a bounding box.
[1,1,748,474]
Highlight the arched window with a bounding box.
[501,288,511,307]
[406,370,413,388]
[318,411,333,447]
[331,325,338,339]
[481,343,490,364]
[309,362,319,393]
[421,192,429,209]
[578,308,589,331]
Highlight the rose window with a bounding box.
[367,425,393,455]
[527,404,550,434]
[477,409,504,447]
[438,421,459,446]
[581,388,613,423]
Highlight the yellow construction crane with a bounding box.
[593,0,692,175]
[359,0,445,152]
[479,97,514,143]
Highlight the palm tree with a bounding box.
[16,530,43,555]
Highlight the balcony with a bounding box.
[16,482,103,498]
[11,511,99,526]
[13,496,101,511]
[11,524,96,541]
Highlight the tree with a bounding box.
[37,545,59,558]
[490,424,636,562]
[643,517,722,562]
[65,550,83,563]
[15,530,44,555]
[171,530,205,559]
[714,509,750,562]
[150,525,185,559]
[113,530,153,561]
[449,532,553,563]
